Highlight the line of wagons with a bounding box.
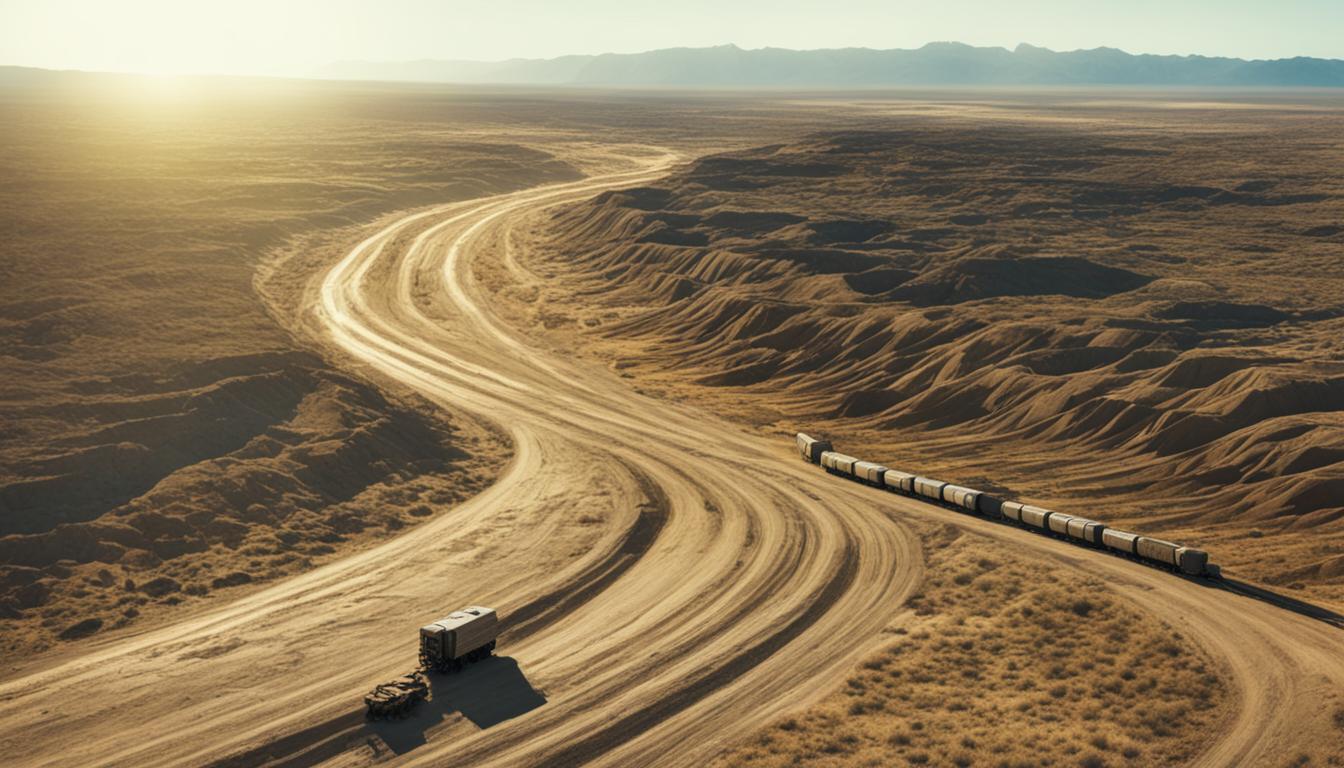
[796,433,1215,578]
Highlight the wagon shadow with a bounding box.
[1207,577,1344,629]
[368,656,547,756]
[205,657,546,768]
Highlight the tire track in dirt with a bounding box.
[6,145,1338,768]
[306,152,923,767]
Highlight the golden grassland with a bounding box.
[713,526,1232,768]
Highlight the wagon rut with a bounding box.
[0,148,1340,767]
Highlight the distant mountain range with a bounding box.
[317,42,1344,87]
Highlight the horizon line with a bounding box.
[4,39,1344,82]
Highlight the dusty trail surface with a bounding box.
[2,146,1341,767]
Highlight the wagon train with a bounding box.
[363,606,499,719]
[795,433,1215,577]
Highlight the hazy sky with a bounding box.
[2,0,1341,77]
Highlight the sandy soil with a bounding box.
[0,75,596,653]
[525,102,1344,607]
[0,75,860,657]
[3,83,1343,767]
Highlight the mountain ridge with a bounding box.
[317,41,1344,87]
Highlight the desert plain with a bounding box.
[1,73,1343,767]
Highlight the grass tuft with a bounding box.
[711,535,1230,768]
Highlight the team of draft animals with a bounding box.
[796,433,1215,577]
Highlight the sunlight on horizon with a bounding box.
[2,0,1343,79]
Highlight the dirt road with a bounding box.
[2,149,1341,767]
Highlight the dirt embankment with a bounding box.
[0,78,588,654]
[524,114,1344,603]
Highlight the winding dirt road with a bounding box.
[3,148,1342,767]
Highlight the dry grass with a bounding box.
[0,76,588,654]
[0,73,862,657]
[712,527,1229,768]
[527,101,1344,605]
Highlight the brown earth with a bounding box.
[0,70,851,662]
[0,73,606,653]
[3,79,1343,768]
[523,104,1344,607]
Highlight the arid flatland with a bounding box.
[2,78,1343,767]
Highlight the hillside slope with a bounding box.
[525,108,1344,602]
[0,77,585,653]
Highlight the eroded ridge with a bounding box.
[3,148,1342,768]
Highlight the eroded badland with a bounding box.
[2,77,1342,766]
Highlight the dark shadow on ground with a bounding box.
[969,511,1344,631]
[1210,577,1344,629]
[368,655,547,755]
[205,656,545,768]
